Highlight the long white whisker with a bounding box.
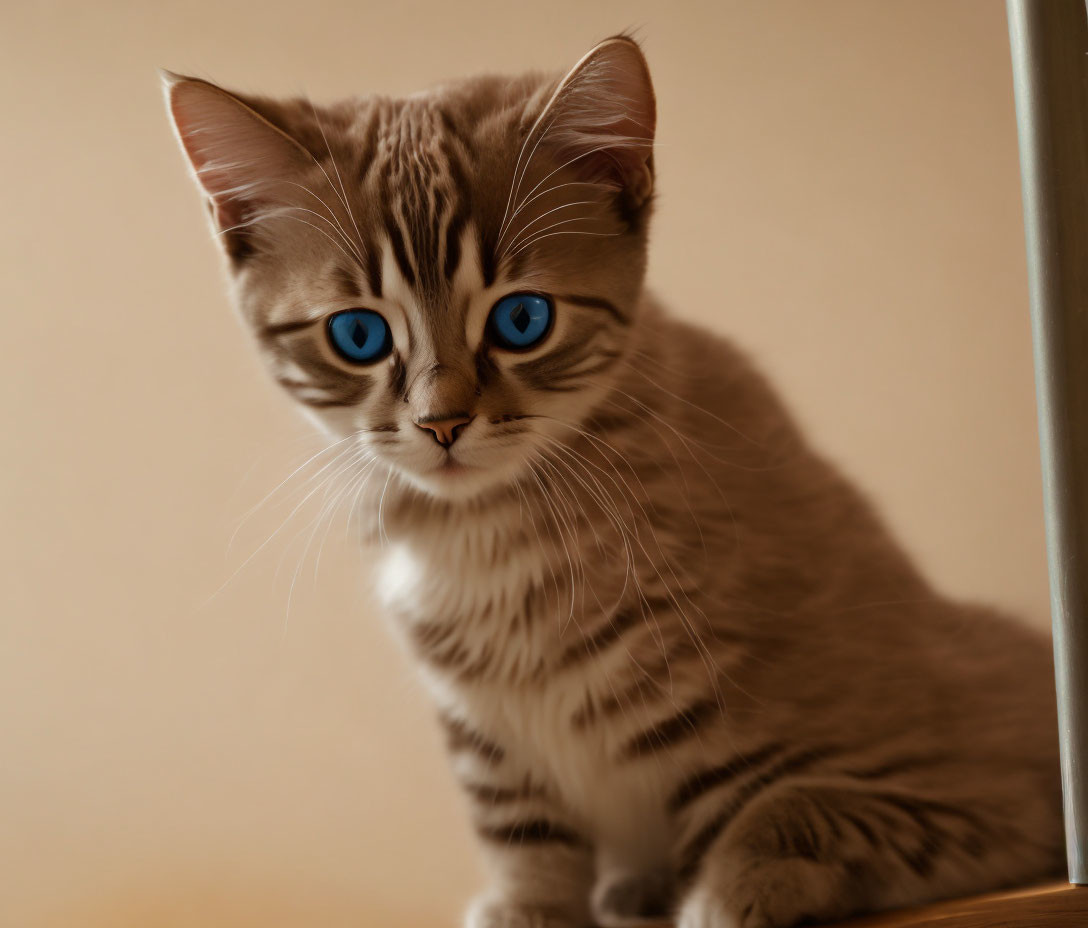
[503,135,653,236]
[274,180,366,266]
[206,440,361,603]
[307,102,369,261]
[272,204,366,265]
[502,180,602,238]
[501,200,602,258]
[525,461,578,631]
[281,448,371,634]
[497,109,567,246]
[509,227,619,261]
[230,209,359,267]
[226,433,359,553]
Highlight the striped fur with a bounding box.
[166,35,1063,928]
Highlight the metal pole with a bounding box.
[1007,0,1088,885]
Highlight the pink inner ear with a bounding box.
[168,79,309,232]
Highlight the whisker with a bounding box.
[508,227,620,261]
[281,448,372,634]
[275,179,367,266]
[307,101,370,263]
[501,200,604,258]
[502,180,603,238]
[204,438,364,605]
[225,433,359,553]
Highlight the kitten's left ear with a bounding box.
[533,35,657,207]
[162,71,312,258]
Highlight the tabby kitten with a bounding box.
[164,36,1063,928]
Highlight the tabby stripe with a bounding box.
[678,744,838,881]
[513,342,612,393]
[573,638,704,730]
[809,796,844,841]
[476,819,583,847]
[260,318,320,339]
[331,261,362,300]
[619,698,720,760]
[840,809,880,848]
[352,116,380,190]
[896,836,942,878]
[412,620,495,678]
[443,200,469,282]
[221,223,256,267]
[480,226,498,288]
[426,188,447,291]
[364,244,383,298]
[566,349,623,379]
[390,354,408,400]
[668,741,787,813]
[386,218,417,287]
[439,135,471,282]
[557,594,674,672]
[559,293,627,324]
[875,804,947,879]
[411,620,458,654]
[439,714,505,766]
[294,395,363,408]
[276,375,371,407]
[462,782,542,805]
[533,352,624,390]
[861,787,974,870]
[424,641,476,673]
[474,347,499,391]
[533,382,581,394]
[870,791,987,833]
[848,754,948,781]
[556,606,642,670]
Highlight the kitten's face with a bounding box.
[167,38,655,502]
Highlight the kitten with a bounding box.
[164,36,1064,928]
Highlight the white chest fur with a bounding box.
[375,523,670,862]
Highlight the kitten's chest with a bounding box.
[377,529,669,854]
[375,516,560,681]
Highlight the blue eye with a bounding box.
[327,309,392,364]
[488,294,553,350]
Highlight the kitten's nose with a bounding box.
[415,414,474,448]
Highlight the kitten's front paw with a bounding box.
[675,884,741,928]
[677,858,839,928]
[591,869,674,926]
[465,895,589,928]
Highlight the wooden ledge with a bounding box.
[823,881,1085,928]
[644,882,1088,928]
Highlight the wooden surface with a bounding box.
[642,882,1088,928]
[833,882,1087,927]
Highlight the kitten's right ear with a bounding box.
[161,72,311,259]
[529,36,657,209]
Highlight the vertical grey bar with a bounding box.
[1007,0,1088,884]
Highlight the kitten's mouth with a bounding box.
[434,459,469,476]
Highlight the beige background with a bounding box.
[1,2,1050,926]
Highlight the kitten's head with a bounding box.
[165,37,655,502]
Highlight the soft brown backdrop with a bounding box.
[1,2,1049,926]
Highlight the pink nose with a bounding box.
[415,414,474,448]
